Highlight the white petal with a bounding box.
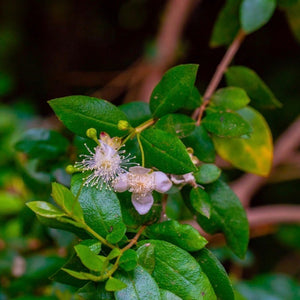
[113,174,129,192]
[129,166,151,174]
[183,173,195,183]
[131,193,154,215]
[170,174,185,185]
[153,171,172,193]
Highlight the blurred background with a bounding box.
[0,0,299,299]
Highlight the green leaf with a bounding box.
[160,289,182,300]
[74,244,105,272]
[49,95,130,137]
[146,220,207,252]
[211,87,250,110]
[51,182,84,222]
[184,86,203,110]
[78,282,114,300]
[182,126,215,163]
[105,277,127,292]
[62,268,97,281]
[36,215,88,239]
[213,107,273,176]
[210,0,241,47]
[203,111,252,138]
[107,248,122,260]
[154,114,196,138]
[190,187,211,218]
[15,128,69,160]
[240,0,276,33]
[225,66,282,109]
[26,201,66,218]
[194,164,221,184]
[119,102,151,127]
[196,180,249,258]
[140,128,196,174]
[71,173,126,244]
[115,266,161,299]
[195,248,234,300]
[137,240,216,299]
[119,249,138,271]
[150,64,199,118]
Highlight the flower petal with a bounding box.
[129,166,151,174]
[113,174,129,192]
[131,193,154,215]
[154,171,172,193]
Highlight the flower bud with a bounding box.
[118,120,130,131]
[86,128,98,139]
[65,165,77,174]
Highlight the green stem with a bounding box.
[136,133,145,167]
[135,118,155,133]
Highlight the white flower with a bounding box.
[171,173,196,185]
[114,166,172,215]
[75,133,135,189]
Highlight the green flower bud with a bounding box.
[118,120,130,131]
[65,165,77,174]
[86,128,98,139]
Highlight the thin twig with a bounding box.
[193,29,246,124]
[122,225,147,252]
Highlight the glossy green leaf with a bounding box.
[240,0,276,33]
[49,95,130,137]
[210,0,241,47]
[182,126,216,163]
[26,201,66,218]
[119,249,138,271]
[195,248,234,300]
[225,66,282,109]
[190,187,211,218]
[211,87,250,110]
[105,277,127,292]
[71,173,126,244]
[51,182,84,222]
[140,128,196,174]
[115,266,161,299]
[119,102,151,127]
[160,289,182,300]
[166,191,193,221]
[154,114,196,138]
[213,107,273,176]
[78,282,114,300]
[74,244,105,272]
[185,86,203,110]
[79,239,102,254]
[203,111,252,138]
[62,268,97,281]
[146,220,207,252]
[196,180,249,258]
[137,240,216,299]
[194,164,221,184]
[150,64,199,118]
[15,128,69,160]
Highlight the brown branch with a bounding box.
[137,0,200,102]
[121,225,147,252]
[193,29,246,124]
[183,204,300,245]
[231,117,300,207]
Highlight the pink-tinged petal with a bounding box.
[113,174,129,192]
[154,171,172,193]
[129,166,151,175]
[131,193,154,215]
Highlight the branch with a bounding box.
[231,117,300,207]
[137,0,200,101]
[193,29,246,124]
